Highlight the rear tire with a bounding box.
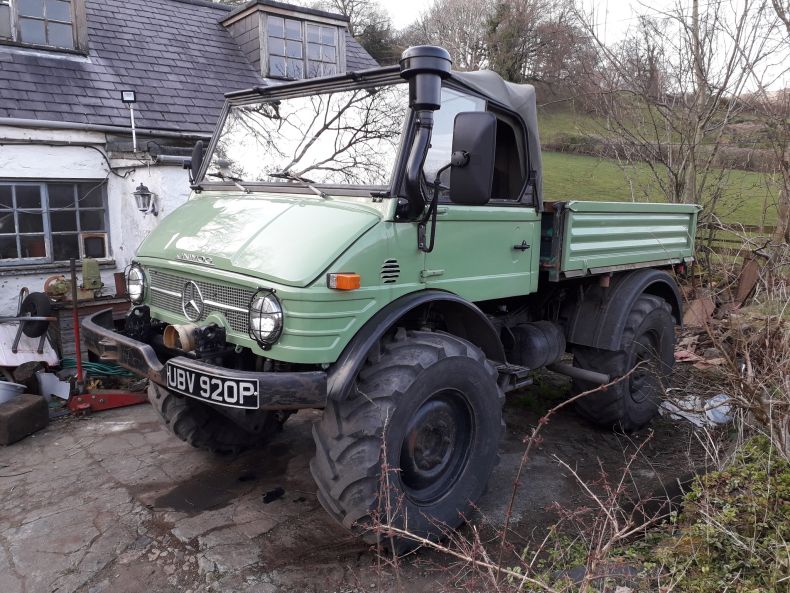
[311,329,504,551]
[148,383,282,455]
[573,294,675,431]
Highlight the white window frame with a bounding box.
[0,180,111,267]
[0,0,88,52]
[263,14,343,81]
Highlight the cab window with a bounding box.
[491,111,528,202]
[423,88,485,182]
[423,87,530,204]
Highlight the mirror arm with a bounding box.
[417,160,452,253]
[404,110,434,219]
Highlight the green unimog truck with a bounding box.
[84,46,699,547]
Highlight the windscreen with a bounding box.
[204,83,409,186]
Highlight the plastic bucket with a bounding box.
[0,381,25,404]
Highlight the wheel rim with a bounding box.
[399,389,473,504]
[629,329,661,403]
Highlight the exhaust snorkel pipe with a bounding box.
[399,46,452,219]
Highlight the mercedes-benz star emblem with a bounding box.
[181,281,204,321]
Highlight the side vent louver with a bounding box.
[381,259,400,284]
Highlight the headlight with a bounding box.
[127,265,146,304]
[248,290,283,348]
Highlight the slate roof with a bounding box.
[0,0,379,135]
[344,29,379,72]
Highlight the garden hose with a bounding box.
[60,358,135,377]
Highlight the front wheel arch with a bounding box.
[327,290,505,402]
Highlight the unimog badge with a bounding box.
[177,252,214,265]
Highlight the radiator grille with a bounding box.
[147,268,254,333]
[381,259,400,284]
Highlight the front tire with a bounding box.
[572,294,675,431]
[311,329,504,550]
[148,383,282,455]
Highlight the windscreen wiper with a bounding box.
[269,170,328,199]
[206,172,251,194]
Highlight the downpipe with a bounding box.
[403,110,434,218]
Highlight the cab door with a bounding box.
[421,89,540,301]
[423,205,539,301]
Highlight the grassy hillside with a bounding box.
[538,109,604,144]
[537,104,772,149]
[537,105,780,227]
[541,147,779,228]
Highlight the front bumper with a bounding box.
[82,309,327,410]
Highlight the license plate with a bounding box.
[165,361,260,409]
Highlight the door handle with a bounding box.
[513,240,530,251]
[436,207,449,216]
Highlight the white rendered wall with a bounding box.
[0,125,192,315]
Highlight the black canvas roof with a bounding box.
[449,70,542,202]
[0,0,378,135]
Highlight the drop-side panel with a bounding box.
[548,201,699,279]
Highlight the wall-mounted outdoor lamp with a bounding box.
[133,183,158,216]
[121,90,138,152]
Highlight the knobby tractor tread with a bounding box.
[148,382,280,455]
[310,328,505,548]
[573,294,675,431]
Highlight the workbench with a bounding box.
[52,297,130,360]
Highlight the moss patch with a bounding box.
[631,436,790,592]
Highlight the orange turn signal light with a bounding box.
[327,272,361,290]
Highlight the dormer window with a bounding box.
[223,2,348,82]
[266,16,338,79]
[0,0,86,51]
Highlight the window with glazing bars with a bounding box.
[266,15,339,80]
[0,181,109,266]
[0,0,79,50]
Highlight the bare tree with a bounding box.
[309,0,399,64]
[486,0,551,81]
[743,1,790,242]
[577,0,776,216]
[486,0,593,85]
[403,0,491,71]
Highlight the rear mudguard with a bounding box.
[562,268,683,351]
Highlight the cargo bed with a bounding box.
[540,201,700,281]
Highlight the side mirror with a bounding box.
[449,112,497,205]
[188,140,204,184]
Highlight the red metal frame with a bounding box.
[67,391,148,414]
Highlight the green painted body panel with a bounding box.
[135,192,697,365]
[137,193,429,365]
[547,201,700,279]
[136,193,381,288]
[424,205,541,300]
